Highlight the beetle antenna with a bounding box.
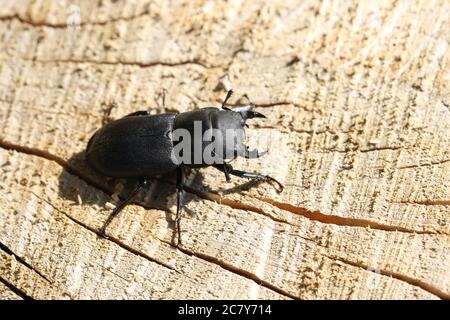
[221,89,233,110]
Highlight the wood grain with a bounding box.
[0,0,449,299]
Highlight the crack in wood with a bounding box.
[321,148,350,153]
[258,197,444,235]
[322,146,405,154]
[0,275,33,300]
[0,10,151,28]
[396,199,450,206]
[359,146,403,153]
[0,241,51,283]
[288,231,449,300]
[160,239,298,300]
[26,57,217,69]
[322,254,450,300]
[182,185,301,228]
[397,159,450,170]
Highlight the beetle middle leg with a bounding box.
[214,163,284,192]
[99,179,148,238]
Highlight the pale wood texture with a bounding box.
[0,0,449,300]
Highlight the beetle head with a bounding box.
[210,104,267,160]
[232,104,267,159]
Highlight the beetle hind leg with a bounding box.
[99,179,148,238]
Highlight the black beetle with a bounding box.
[86,90,283,245]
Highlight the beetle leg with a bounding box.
[222,163,231,182]
[99,179,148,238]
[221,89,234,110]
[214,164,284,193]
[176,167,184,246]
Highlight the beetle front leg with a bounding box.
[221,89,234,110]
[99,179,148,238]
[214,164,284,193]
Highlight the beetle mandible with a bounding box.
[86,90,283,245]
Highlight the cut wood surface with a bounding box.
[0,0,449,299]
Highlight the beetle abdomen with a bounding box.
[86,113,178,178]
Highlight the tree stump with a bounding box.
[0,0,449,299]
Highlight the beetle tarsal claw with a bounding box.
[267,176,284,193]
